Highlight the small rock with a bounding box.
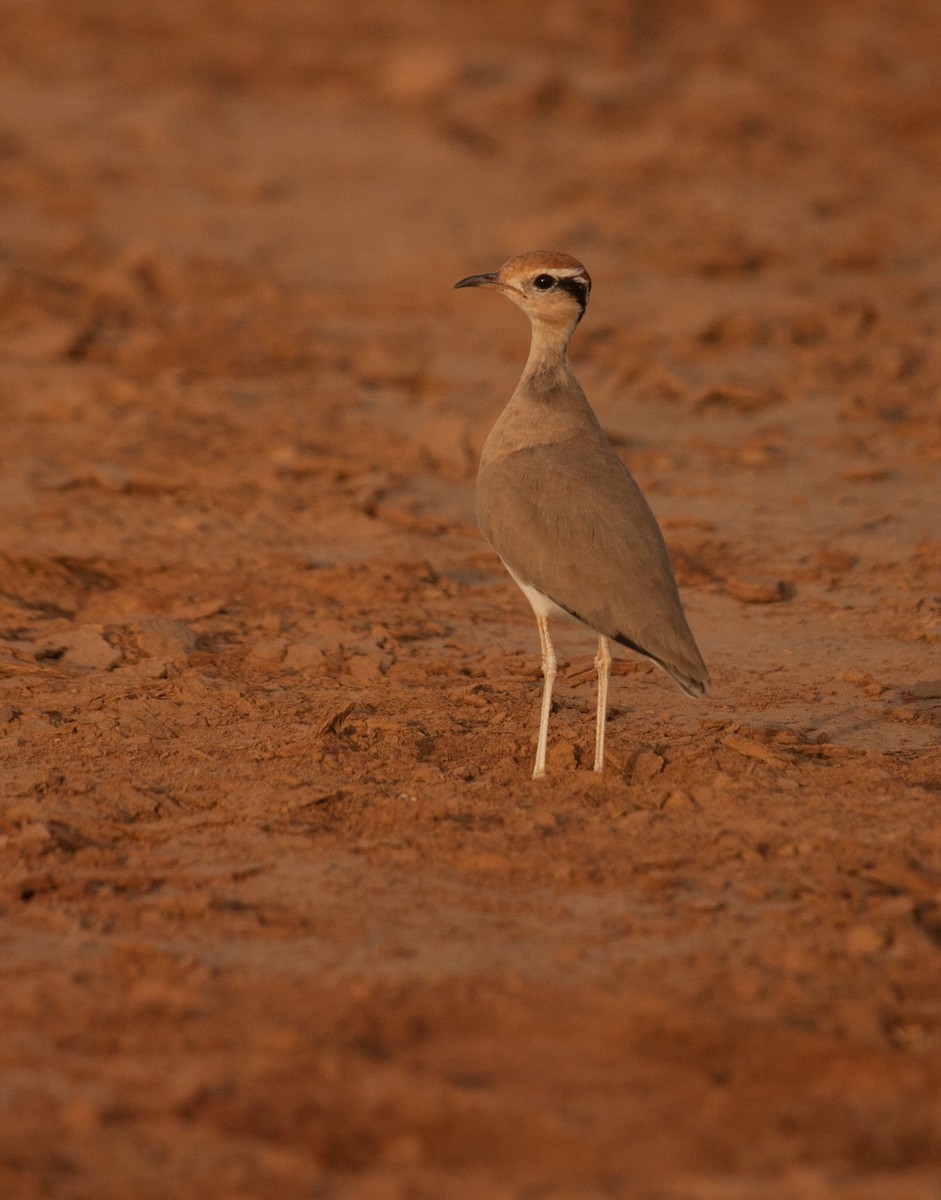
[61,1096,102,1135]
[842,669,886,696]
[547,739,577,771]
[250,639,286,663]
[131,615,195,661]
[696,383,777,412]
[382,1133,424,1167]
[379,46,460,104]
[88,462,131,492]
[62,627,121,670]
[17,822,53,848]
[816,547,856,572]
[726,576,792,604]
[283,641,325,670]
[840,465,890,483]
[845,924,884,956]
[661,790,697,811]
[631,749,665,783]
[904,680,941,701]
[721,733,788,767]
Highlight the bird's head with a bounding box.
[454,251,591,334]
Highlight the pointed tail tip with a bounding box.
[673,667,711,699]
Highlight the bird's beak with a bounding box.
[453,271,499,290]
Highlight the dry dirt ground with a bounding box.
[1,3,941,1198]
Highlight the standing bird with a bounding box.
[454,251,709,778]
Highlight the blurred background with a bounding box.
[3,0,940,544]
[4,0,941,289]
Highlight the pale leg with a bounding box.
[533,614,557,779]
[593,635,612,773]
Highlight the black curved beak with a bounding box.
[453,271,499,290]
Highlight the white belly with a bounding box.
[503,562,572,622]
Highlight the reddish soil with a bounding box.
[2,3,941,1197]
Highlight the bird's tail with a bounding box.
[663,662,710,698]
[611,631,710,699]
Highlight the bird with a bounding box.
[454,250,709,778]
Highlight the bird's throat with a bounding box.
[522,321,575,389]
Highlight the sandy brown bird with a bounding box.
[454,251,709,778]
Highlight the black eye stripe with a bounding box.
[557,276,589,310]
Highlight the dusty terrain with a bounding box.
[1,2,941,1197]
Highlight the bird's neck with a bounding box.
[481,322,596,464]
[521,319,576,390]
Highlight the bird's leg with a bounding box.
[533,614,557,779]
[593,635,612,773]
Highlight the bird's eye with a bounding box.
[532,274,555,290]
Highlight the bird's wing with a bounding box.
[476,434,709,693]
